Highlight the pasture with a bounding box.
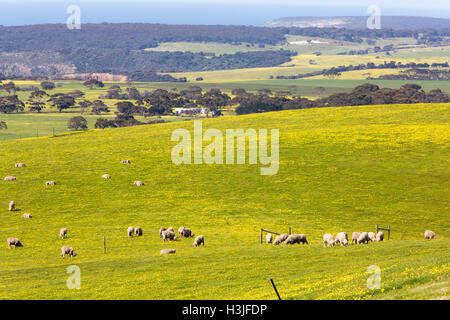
[0,103,449,299]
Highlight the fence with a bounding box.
[376,224,391,240]
[260,227,291,244]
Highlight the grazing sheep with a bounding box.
[167,227,174,233]
[193,235,205,247]
[15,163,26,168]
[424,230,437,239]
[323,233,335,247]
[61,246,77,258]
[22,213,32,218]
[180,227,194,238]
[9,200,15,211]
[127,226,134,238]
[266,233,273,244]
[45,180,56,186]
[133,181,144,186]
[368,232,376,242]
[101,174,111,179]
[285,234,308,245]
[160,249,176,255]
[121,160,131,164]
[60,228,68,239]
[178,226,185,237]
[376,231,384,242]
[351,232,361,245]
[273,234,289,246]
[7,238,23,249]
[159,227,167,238]
[357,232,370,244]
[162,230,176,242]
[335,232,348,246]
[134,226,143,237]
[4,176,16,181]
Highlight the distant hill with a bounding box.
[266,16,450,30]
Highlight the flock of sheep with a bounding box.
[5,161,205,257]
[4,161,440,257]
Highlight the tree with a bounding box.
[125,87,141,100]
[116,101,135,115]
[1,81,19,95]
[41,81,55,90]
[27,89,48,112]
[83,78,104,89]
[0,121,7,129]
[0,95,25,113]
[77,100,92,114]
[91,100,109,115]
[48,94,76,112]
[95,118,113,129]
[68,116,88,130]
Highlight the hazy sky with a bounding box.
[0,0,449,26]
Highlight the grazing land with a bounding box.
[0,103,449,299]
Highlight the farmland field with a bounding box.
[0,103,449,299]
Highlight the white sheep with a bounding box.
[9,200,15,211]
[4,176,16,181]
[265,233,273,244]
[60,228,68,239]
[134,226,143,237]
[102,174,111,179]
[357,232,370,244]
[180,227,194,238]
[285,234,308,245]
[162,230,176,242]
[121,159,131,164]
[193,235,204,247]
[159,227,167,238]
[351,232,361,245]
[323,233,335,247]
[335,232,348,246]
[160,249,176,255]
[424,230,437,239]
[15,163,26,168]
[376,231,384,242]
[22,213,32,218]
[7,237,23,249]
[127,226,134,238]
[45,180,56,186]
[273,234,289,246]
[133,181,144,186]
[61,246,77,258]
[368,232,376,242]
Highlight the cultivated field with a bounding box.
[1,103,448,299]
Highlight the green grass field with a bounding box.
[0,103,449,299]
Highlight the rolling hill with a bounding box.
[0,103,449,299]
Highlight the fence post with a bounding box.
[103,236,106,254]
[260,229,262,244]
[289,227,291,235]
[376,224,378,234]
[388,225,390,240]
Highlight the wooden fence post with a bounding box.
[103,236,106,254]
[260,229,263,244]
[289,227,291,235]
[388,225,390,240]
[376,224,378,234]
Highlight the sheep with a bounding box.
[335,232,348,246]
[323,233,335,247]
[193,235,205,247]
[167,227,174,233]
[351,232,361,245]
[133,181,144,186]
[357,232,370,244]
[368,232,376,242]
[45,180,56,186]
[9,200,15,211]
[60,228,67,239]
[159,227,167,238]
[266,233,273,244]
[7,238,23,249]
[424,230,437,239]
[121,160,131,164]
[160,249,176,255]
[376,231,384,242]
[61,246,77,258]
[4,176,16,181]
[127,226,134,238]
[285,234,308,245]
[180,227,194,238]
[162,230,177,242]
[22,213,32,218]
[15,163,26,168]
[101,174,111,179]
[134,226,143,237]
[273,234,289,246]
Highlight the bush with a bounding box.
[68,116,88,130]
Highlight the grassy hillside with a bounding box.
[0,103,449,299]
